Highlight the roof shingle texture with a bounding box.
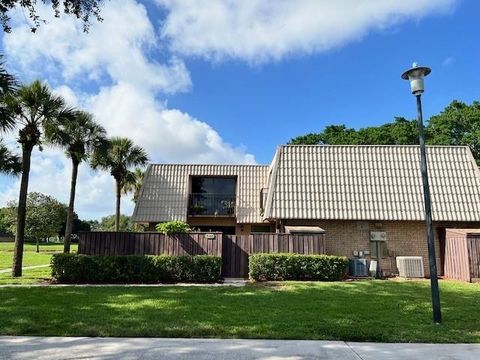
[132,164,269,223]
[263,145,480,222]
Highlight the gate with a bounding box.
[222,235,249,278]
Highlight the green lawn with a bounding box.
[0,242,77,270]
[0,280,479,342]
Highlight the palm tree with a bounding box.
[45,110,106,253]
[0,141,21,175]
[91,137,148,231]
[1,80,74,276]
[122,167,145,203]
[0,58,21,176]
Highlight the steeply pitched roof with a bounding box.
[263,145,480,222]
[132,164,269,224]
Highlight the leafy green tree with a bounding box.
[0,207,14,236]
[3,192,67,252]
[93,214,133,232]
[0,0,104,33]
[45,110,106,253]
[58,214,92,240]
[91,137,148,231]
[427,101,480,164]
[1,80,74,276]
[288,101,480,164]
[121,167,145,203]
[289,118,417,146]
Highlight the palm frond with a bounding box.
[0,139,21,175]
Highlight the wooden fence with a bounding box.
[79,231,326,278]
[78,232,222,257]
[222,233,326,278]
[444,229,480,282]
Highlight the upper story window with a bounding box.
[189,176,237,216]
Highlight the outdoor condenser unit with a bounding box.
[349,259,369,277]
[396,256,425,278]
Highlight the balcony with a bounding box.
[188,193,236,216]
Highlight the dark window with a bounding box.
[191,177,236,195]
[189,177,236,216]
[251,225,272,233]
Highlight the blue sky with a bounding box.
[0,0,478,219]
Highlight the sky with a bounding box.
[0,0,479,220]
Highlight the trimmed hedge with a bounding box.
[51,254,222,283]
[249,253,349,281]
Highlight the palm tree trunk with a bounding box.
[12,143,33,277]
[115,179,121,231]
[64,158,79,253]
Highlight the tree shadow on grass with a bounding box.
[0,280,478,343]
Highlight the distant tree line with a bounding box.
[289,101,480,164]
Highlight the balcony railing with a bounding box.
[188,193,236,216]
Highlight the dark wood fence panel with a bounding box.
[79,232,222,256]
[222,235,249,278]
[249,233,326,255]
[467,236,480,280]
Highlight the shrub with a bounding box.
[51,254,222,283]
[249,253,348,281]
[155,221,191,235]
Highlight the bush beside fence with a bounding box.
[51,254,222,283]
[249,253,349,281]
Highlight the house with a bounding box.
[132,145,480,276]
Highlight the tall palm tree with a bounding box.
[121,167,145,203]
[45,110,106,253]
[1,80,73,276]
[91,137,148,231]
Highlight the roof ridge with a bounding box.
[149,163,269,167]
[282,144,469,148]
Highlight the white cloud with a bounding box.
[87,82,256,164]
[1,0,256,219]
[4,0,191,94]
[158,0,456,63]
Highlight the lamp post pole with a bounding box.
[402,63,442,324]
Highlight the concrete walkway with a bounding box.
[0,264,49,274]
[0,337,479,359]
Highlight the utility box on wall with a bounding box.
[370,231,386,241]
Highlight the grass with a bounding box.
[0,242,78,270]
[0,267,51,285]
[0,280,479,342]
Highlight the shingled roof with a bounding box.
[262,145,480,222]
[132,164,269,224]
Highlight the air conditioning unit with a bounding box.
[349,259,369,277]
[396,256,425,278]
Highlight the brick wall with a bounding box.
[284,219,480,276]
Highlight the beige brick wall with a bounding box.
[284,219,480,276]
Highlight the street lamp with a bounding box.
[401,63,442,324]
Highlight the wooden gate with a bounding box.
[222,235,249,278]
[444,229,480,282]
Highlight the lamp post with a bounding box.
[401,63,442,324]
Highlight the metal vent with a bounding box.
[396,256,425,278]
[349,259,369,277]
